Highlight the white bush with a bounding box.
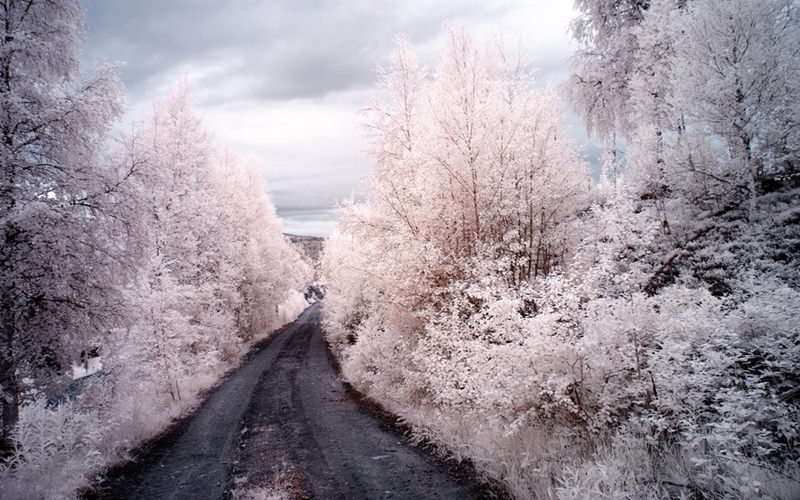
[0,399,106,499]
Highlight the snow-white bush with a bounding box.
[323,23,800,497]
[0,399,106,499]
[556,433,663,499]
[277,290,312,326]
[327,262,800,497]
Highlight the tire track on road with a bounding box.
[96,303,481,499]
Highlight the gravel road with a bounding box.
[96,303,481,499]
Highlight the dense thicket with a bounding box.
[323,3,800,497]
[0,1,310,496]
[329,31,587,325]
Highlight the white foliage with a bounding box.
[0,399,105,499]
[0,0,125,451]
[325,20,800,499]
[0,6,311,495]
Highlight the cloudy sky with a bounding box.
[82,0,597,237]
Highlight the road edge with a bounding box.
[318,303,510,499]
[79,306,315,499]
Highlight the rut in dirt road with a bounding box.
[96,303,483,499]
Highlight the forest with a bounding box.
[322,0,800,498]
[1,0,799,498]
[0,1,311,497]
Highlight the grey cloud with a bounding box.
[277,207,340,237]
[81,0,584,236]
[83,0,503,103]
[268,172,367,211]
[278,206,339,222]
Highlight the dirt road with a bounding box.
[97,304,481,499]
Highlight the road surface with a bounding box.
[96,303,482,499]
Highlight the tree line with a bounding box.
[0,1,309,489]
[323,1,799,497]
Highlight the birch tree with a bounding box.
[0,0,123,453]
[110,87,311,401]
[671,0,800,216]
[326,29,588,366]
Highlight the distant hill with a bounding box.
[286,234,325,265]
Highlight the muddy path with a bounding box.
[94,303,484,499]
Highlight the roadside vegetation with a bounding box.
[322,2,800,497]
[0,1,310,497]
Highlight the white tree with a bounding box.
[571,0,800,215]
[670,0,800,217]
[567,0,653,142]
[322,19,800,498]
[211,155,311,339]
[108,86,311,402]
[121,250,200,402]
[355,30,589,291]
[0,0,123,453]
[324,29,588,402]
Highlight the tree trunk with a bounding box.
[0,354,19,457]
[0,222,20,458]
